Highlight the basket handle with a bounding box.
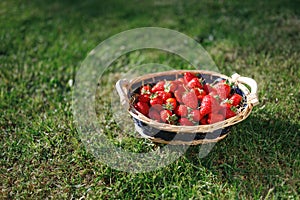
[115,79,130,110]
[231,73,259,106]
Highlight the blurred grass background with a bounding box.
[1,0,299,199]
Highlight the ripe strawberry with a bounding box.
[220,102,237,119]
[218,102,228,116]
[173,80,183,86]
[204,83,217,95]
[182,91,198,109]
[156,91,172,102]
[212,101,221,114]
[160,110,177,124]
[160,110,172,122]
[138,94,150,103]
[207,113,225,124]
[178,118,194,126]
[200,116,208,125]
[229,93,242,106]
[174,85,185,103]
[165,98,177,111]
[148,110,161,122]
[226,108,237,119]
[192,88,207,101]
[140,85,151,95]
[177,77,187,85]
[134,102,149,116]
[150,104,163,112]
[164,81,178,93]
[201,94,213,105]
[215,82,231,100]
[199,95,219,118]
[209,90,218,97]
[150,93,163,106]
[174,105,188,117]
[189,109,200,122]
[187,78,202,89]
[184,72,197,83]
[199,106,210,119]
[151,81,165,92]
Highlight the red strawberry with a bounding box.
[165,98,177,111]
[177,77,187,85]
[203,83,216,94]
[182,91,198,109]
[184,72,197,83]
[192,88,207,101]
[134,102,149,116]
[138,94,150,103]
[160,110,172,122]
[178,118,194,126]
[160,110,177,124]
[209,90,218,97]
[173,80,183,86]
[199,95,219,118]
[148,110,161,122]
[215,82,231,100]
[218,102,228,116]
[187,78,202,89]
[164,81,178,93]
[212,102,221,114]
[189,109,200,122]
[229,93,242,106]
[151,81,165,92]
[156,91,172,102]
[200,116,208,125]
[140,85,151,95]
[199,107,210,119]
[220,102,237,119]
[207,113,225,124]
[150,104,163,112]
[150,93,163,106]
[174,85,185,103]
[174,105,188,117]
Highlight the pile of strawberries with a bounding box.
[133,72,243,126]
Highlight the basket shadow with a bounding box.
[184,114,299,193]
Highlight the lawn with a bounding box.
[1,0,299,199]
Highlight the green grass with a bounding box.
[1,0,300,199]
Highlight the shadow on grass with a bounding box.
[185,114,300,196]
[94,113,298,198]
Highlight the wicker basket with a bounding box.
[116,70,259,145]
